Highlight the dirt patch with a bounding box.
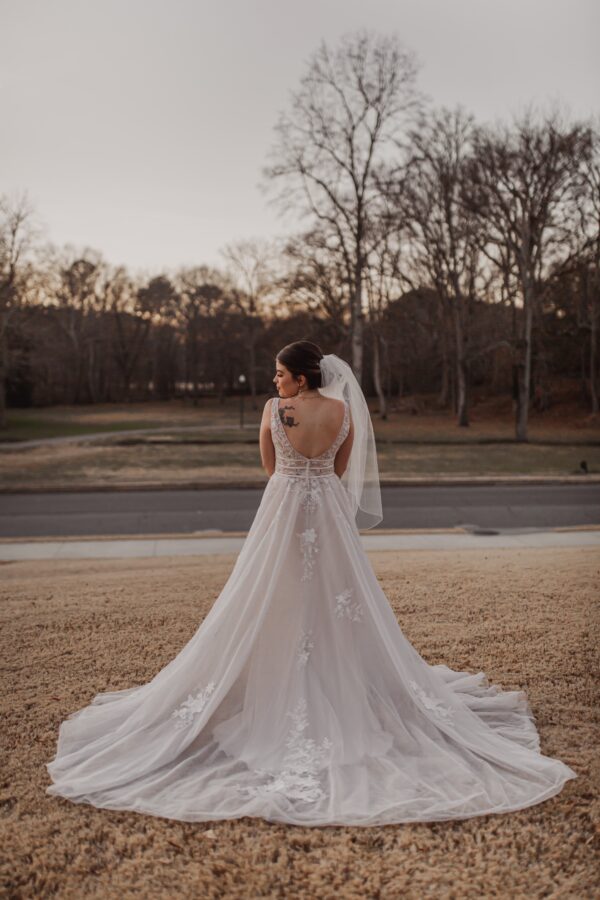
[1,547,598,898]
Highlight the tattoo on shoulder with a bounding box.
[279,403,299,429]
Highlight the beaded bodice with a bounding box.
[271,396,350,477]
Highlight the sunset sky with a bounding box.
[2,0,598,277]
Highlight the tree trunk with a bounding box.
[453,299,469,427]
[0,315,7,428]
[515,293,533,442]
[456,357,468,427]
[372,331,387,419]
[590,286,598,414]
[248,323,258,411]
[190,321,200,407]
[351,253,364,384]
[64,320,84,404]
[382,336,392,405]
[86,341,97,404]
[437,300,450,409]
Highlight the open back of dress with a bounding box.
[46,396,576,825]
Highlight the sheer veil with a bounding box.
[318,353,383,530]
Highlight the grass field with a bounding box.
[2,393,599,444]
[1,437,599,491]
[1,396,598,489]
[1,547,596,898]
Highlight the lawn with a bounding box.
[0,546,596,898]
[0,436,598,491]
[1,396,598,489]
[2,393,599,444]
[0,401,248,442]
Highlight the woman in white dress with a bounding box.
[46,340,577,826]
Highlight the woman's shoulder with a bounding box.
[319,395,346,424]
[262,396,276,424]
[325,396,351,430]
[322,396,346,414]
[320,394,345,407]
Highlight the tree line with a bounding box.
[1,30,598,441]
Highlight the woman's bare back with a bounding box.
[275,395,346,460]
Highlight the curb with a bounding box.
[1,524,599,546]
[0,475,598,494]
[0,528,468,544]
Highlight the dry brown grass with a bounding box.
[3,390,600,443]
[3,390,599,490]
[1,548,598,898]
[2,439,600,492]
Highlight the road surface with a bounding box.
[1,484,598,538]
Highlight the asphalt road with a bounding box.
[0,484,598,538]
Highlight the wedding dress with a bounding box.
[46,389,577,826]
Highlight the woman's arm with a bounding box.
[259,398,276,477]
[334,415,354,478]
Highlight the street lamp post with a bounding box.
[238,374,246,429]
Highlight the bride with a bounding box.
[46,340,577,826]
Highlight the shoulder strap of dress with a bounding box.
[338,399,350,444]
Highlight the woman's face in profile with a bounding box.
[273,359,302,398]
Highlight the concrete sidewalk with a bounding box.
[1,528,599,561]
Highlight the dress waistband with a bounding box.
[275,460,336,477]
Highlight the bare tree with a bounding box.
[573,122,600,412]
[136,275,179,399]
[0,192,39,426]
[221,240,275,409]
[281,227,351,333]
[263,29,421,384]
[177,266,237,406]
[363,218,406,419]
[105,267,152,400]
[466,108,590,440]
[392,107,483,426]
[47,248,105,403]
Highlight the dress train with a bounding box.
[46,397,577,825]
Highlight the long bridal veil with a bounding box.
[319,353,382,530]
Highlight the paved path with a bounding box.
[1,528,598,561]
[0,424,238,450]
[2,484,598,538]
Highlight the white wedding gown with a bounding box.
[46,397,577,826]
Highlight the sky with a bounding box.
[1,0,598,278]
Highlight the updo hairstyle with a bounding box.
[276,340,324,390]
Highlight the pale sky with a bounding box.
[1,0,598,277]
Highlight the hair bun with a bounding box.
[276,341,324,390]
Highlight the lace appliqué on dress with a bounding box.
[171,681,216,730]
[236,698,332,804]
[296,630,315,668]
[409,680,455,722]
[334,587,364,622]
[297,527,319,582]
[298,479,325,513]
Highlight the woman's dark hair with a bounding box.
[276,340,324,390]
